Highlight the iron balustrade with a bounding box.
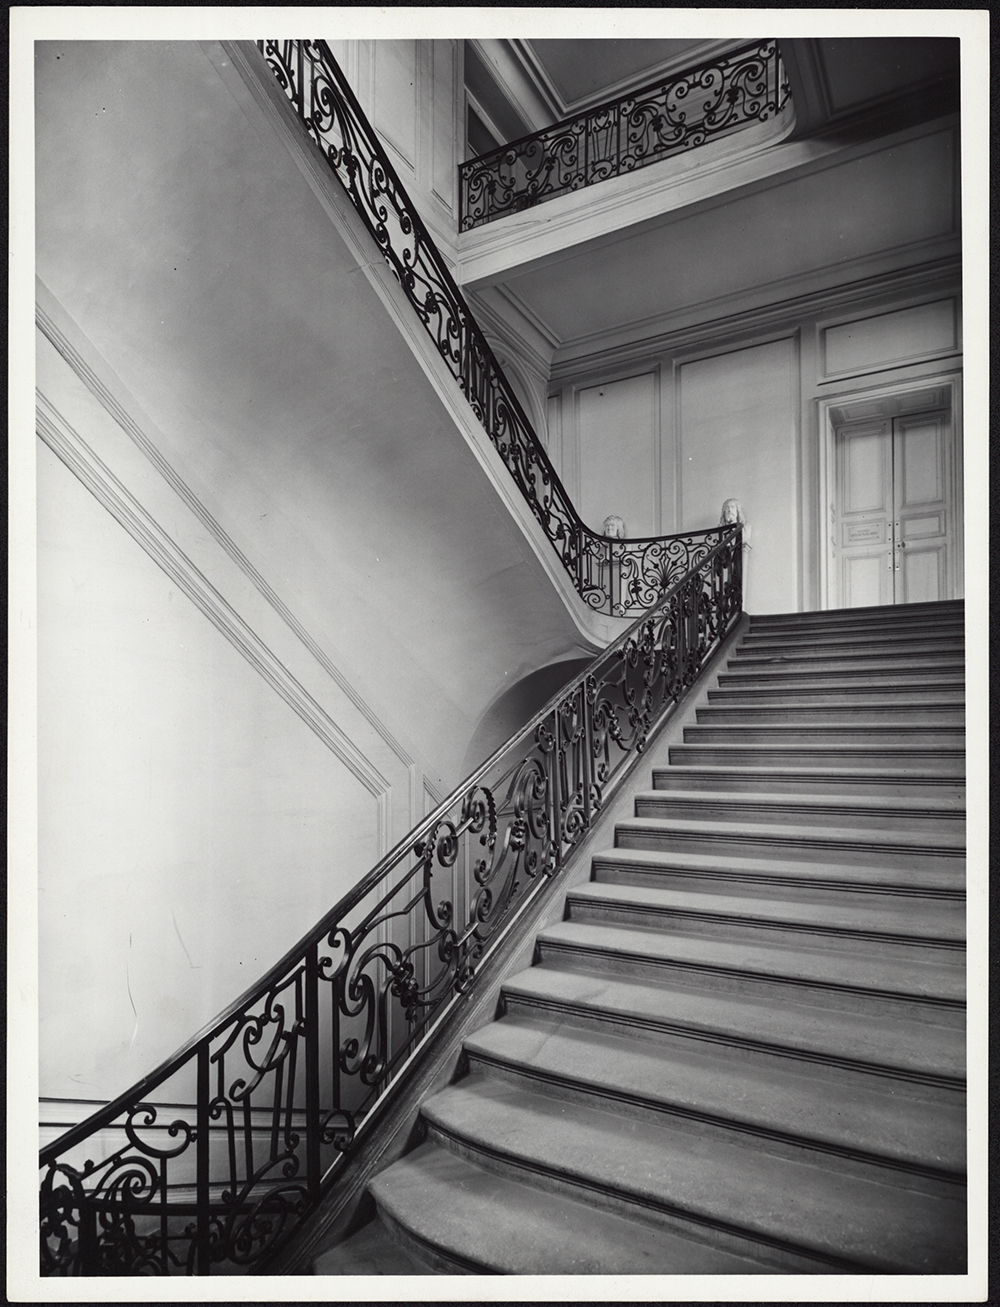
[460,40,791,230]
[39,528,742,1276]
[255,39,731,617]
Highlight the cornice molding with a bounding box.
[36,394,392,848]
[512,38,743,119]
[549,254,963,381]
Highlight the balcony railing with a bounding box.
[40,528,743,1275]
[255,39,731,617]
[460,40,791,230]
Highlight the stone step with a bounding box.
[461,1019,965,1181]
[632,789,963,833]
[535,919,965,1019]
[667,742,965,772]
[652,765,964,799]
[313,1217,437,1275]
[564,881,965,956]
[738,629,964,655]
[414,1076,966,1271]
[615,814,965,870]
[718,664,964,687]
[682,723,965,747]
[696,703,965,726]
[369,1140,778,1275]
[748,601,963,634]
[592,845,965,901]
[706,683,965,705]
[501,965,966,1092]
[728,651,964,676]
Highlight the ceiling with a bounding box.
[523,39,709,112]
[468,37,962,368]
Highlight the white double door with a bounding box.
[834,409,959,608]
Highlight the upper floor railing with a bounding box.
[460,40,791,230]
[255,39,731,617]
[40,528,743,1275]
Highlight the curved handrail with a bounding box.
[40,527,743,1275]
[460,39,791,229]
[254,39,730,617]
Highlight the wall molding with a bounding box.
[35,282,421,798]
[37,393,393,856]
[550,254,962,382]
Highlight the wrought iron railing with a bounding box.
[39,529,742,1275]
[255,39,730,617]
[460,40,791,230]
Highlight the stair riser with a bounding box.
[696,707,965,726]
[738,632,963,654]
[419,1117,842,1274]
[718,669,963,689]
[748,603,963,631]
[534,943,965,1026]
[668,746,965,771]
[683,727,965,746]
[615,824,963,870]
[728,655,963,677]
[633,795,964,834]
[498,990,966,1104]
[652,770,964,799]
[592,860,966,902]
[563,897,963,964]
[707,687,966,705]
[451,1055,965,1202]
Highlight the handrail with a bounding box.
[460,40,791,229]
[40,526,743,1275]
[254,39,731,617]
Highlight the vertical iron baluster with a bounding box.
[196,1045,210,1276]
[581,681,594,829]
[304,942,321,1201]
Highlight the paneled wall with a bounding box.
[548,277,962,614]
[329,39,464,256]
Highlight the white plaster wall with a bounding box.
[37,441,380,1100]
[33,40,603,1107]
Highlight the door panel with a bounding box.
[833,406,957,608]
[834,421,893,607]
[892,411,952,606]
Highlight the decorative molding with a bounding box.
[550,253,962,381]
[819,297,958,380]
[37,394,393,851]
[35,283,419,796]
[512,37,743,119]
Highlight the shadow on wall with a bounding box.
[462,657,594,777]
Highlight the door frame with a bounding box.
[817,371,964,610]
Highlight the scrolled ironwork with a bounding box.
[40,527,741,1276]
[460,40,791,229]
[254,38,733,616]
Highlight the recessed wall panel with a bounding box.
[822,300,957,378]
[577,372,657,538]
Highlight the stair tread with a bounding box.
[593,844,965,893]
[462,1019,966,1170]
[371,1143,775,1275]
[617,814,966,850]
[416,1077,965,1272]
[567,881,966,940]
[537,920,966,1000]
[634,788,965,815]
[503,966,966,1079]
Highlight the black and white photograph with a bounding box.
[9,6,988,1300]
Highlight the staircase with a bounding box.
[316,601,967,1276]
